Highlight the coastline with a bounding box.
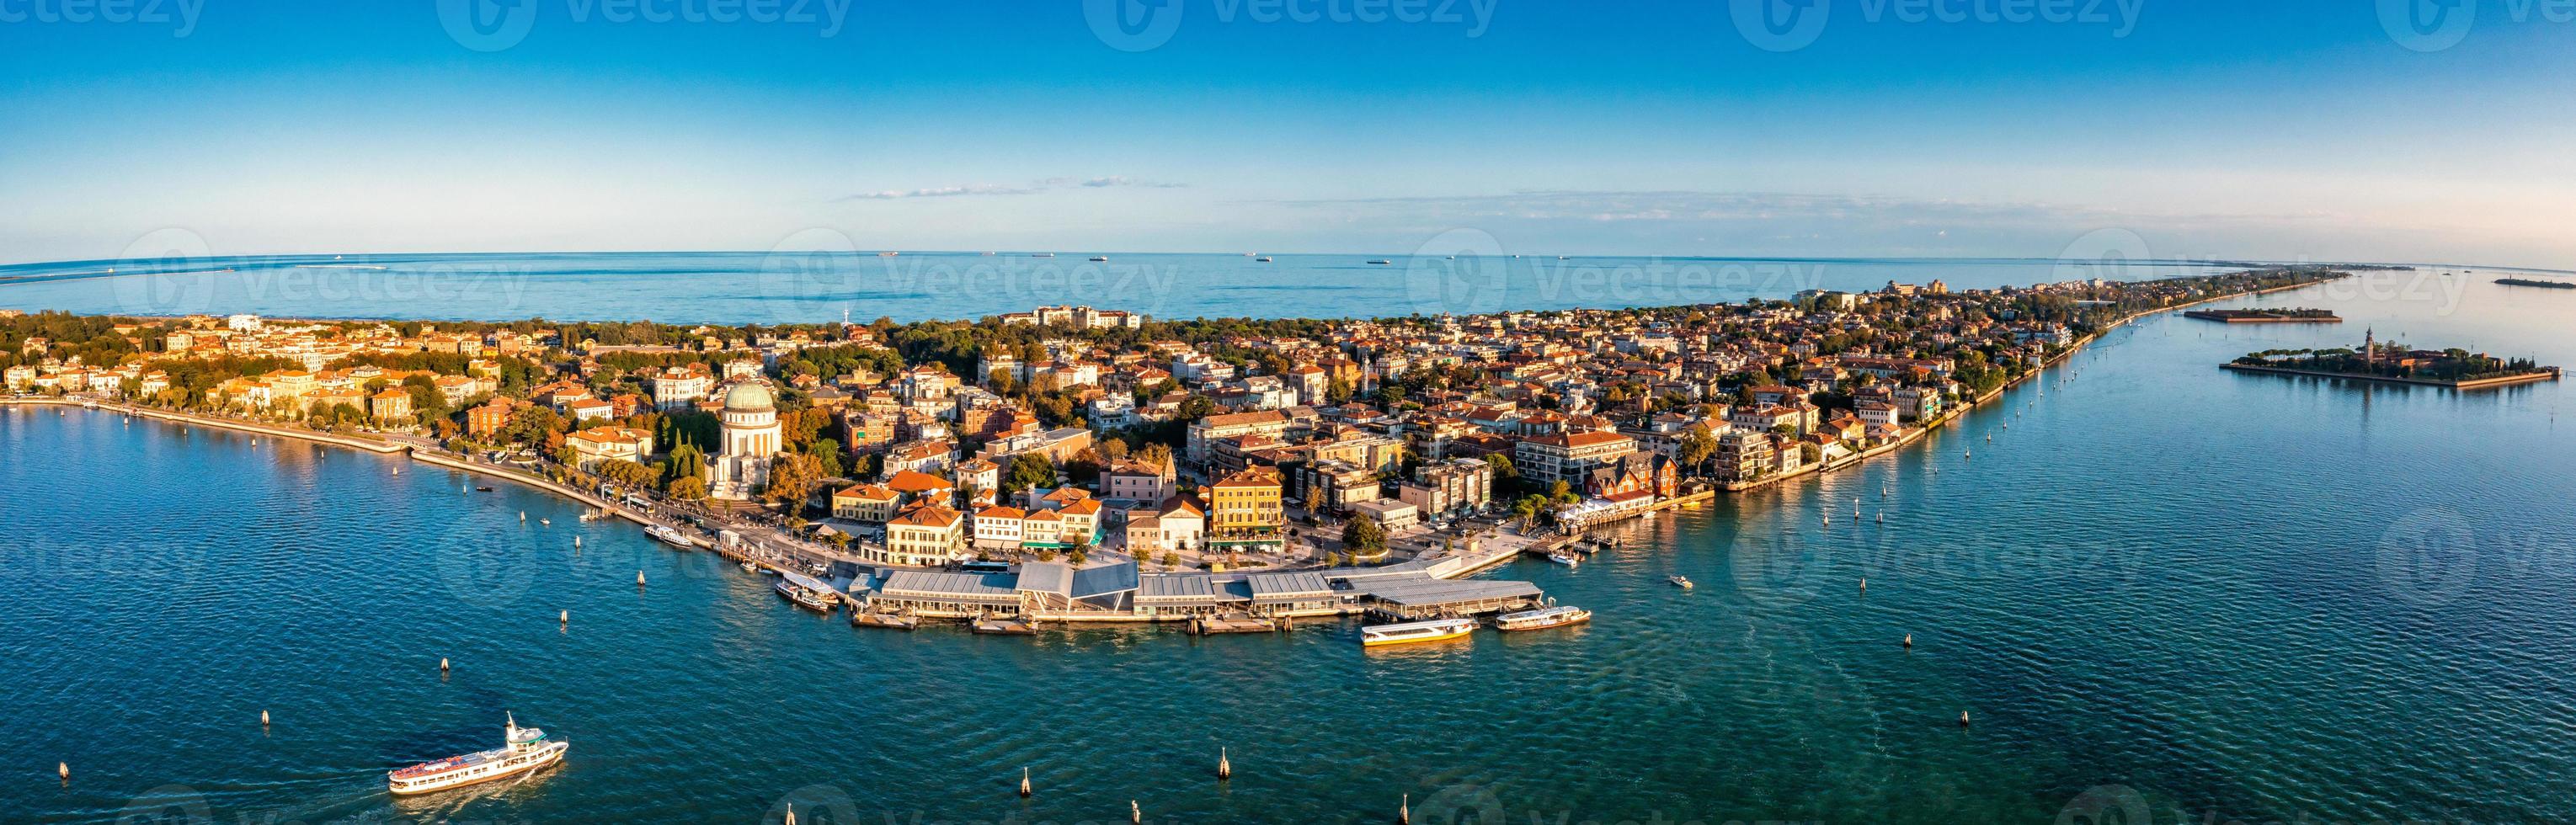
[1711,275,2338,495]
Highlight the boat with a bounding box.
[387,714,568,796]
[1493,605,1591,631]
[1546,551,1581,567]
[1358,617,1476,647]
[1255,257,1273,263]
[1366,259,1393,265]
[776,580,835,613]
[1030,253,1054,258]
[740,560,759,574]
[538,518,550,526]
[1668,575,1693,589]
[646,524,693,549]
[1089,256,1109,262]
[877,251,899,257]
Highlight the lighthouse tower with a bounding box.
[2364,327,2376,369]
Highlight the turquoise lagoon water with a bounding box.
[2,269,2573,822]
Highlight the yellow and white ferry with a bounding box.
[1359,617,1476,647]
[388,714,568,796]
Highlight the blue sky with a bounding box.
[2,0,2570,268]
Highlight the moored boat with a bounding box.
[646,524,692,548]
[776,580,835,613]
[1547,551,1580,567]
[1358,617,1476,647]
[1493,605,1591,631]
[387,714,568,796]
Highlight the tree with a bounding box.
[1677,424,1719,473]
[1483,453,1517,482]
[502,405,563,446]
[1138,443,1175,476]
[1341,515,1387,554]
[763,452,824,513]
[664,443,707,484]
[809,439,845,479]
[1003,453,1056,494]
[667,476,708,500]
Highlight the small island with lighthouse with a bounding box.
[2224,328,2562,389]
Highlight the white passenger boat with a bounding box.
[776,580,835,613]
[646,525,692,548]
[1547,552,1580,567]
[1358,617,1476,647]
[387,714,568,796]
[1494,605,1591,631]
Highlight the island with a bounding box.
[2184,308,2341,323]
[2225,334,2562,389]
[2495,277,2576,290]
[0,264,2355,635]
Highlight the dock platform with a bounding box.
[971,619,1037,635]
[1191,614,1279,635]
[851,612,920,631]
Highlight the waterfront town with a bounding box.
[1,265,2350,631]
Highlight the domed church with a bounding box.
[705,381,782,500]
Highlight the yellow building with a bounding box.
[881,501,965,566]
[830,483,901,523]
[1207,467,1285,553]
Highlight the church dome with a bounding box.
[722,381,775,412]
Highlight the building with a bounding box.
[1347,498,1419,533]
[1514,431,1637,490]
[705,382,782,500]
[1299,459,1382,515]
[1186,409,1290,468]
[883,501,967,565]
[1397,458,1493,519]
[565,426,655,471]
[367,388,413,423]
[1206,467,1286,553]
[830,483,901,523]
[1099,460,1175,503]
[652,367,712,411]
[1714,430,1777,483]
[973,505,1027,550]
